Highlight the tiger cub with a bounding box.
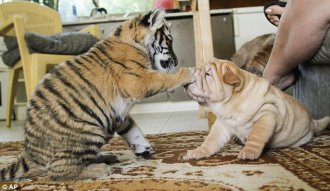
[0,9,193,181]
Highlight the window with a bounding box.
[98,0,154,15]
[58,0,155,22]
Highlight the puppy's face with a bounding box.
[185,59,245,107]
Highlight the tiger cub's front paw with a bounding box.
[133,142,155,158]
[176,67,196,86]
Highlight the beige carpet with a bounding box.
[0,130,329,191]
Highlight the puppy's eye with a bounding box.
[205,71,212,76]
[205,69,212,76]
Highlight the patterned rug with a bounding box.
[0,130,329,191]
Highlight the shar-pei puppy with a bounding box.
[184,59,330,160]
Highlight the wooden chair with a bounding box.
[0,1,101,127]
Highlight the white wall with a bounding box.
[233,6,277,50]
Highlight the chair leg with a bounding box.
[6,67,21,127]
[27,59,48,100]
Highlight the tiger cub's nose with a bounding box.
[160,60,170,69]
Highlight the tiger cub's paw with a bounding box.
[79,163,112,179]
[133,142,155,158]
[176,67,196,86]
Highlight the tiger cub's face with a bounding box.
[147,20,178,73]
[116,9,178,73]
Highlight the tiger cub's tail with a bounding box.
[0,154,30,181]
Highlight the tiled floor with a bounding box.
[0,110,208,142]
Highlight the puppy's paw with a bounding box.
[237,147,262,160]
[183,147,212,160]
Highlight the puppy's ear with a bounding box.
[222,66,244,92]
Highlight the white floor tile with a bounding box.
[161,111,208,133]
[131,112,172,134]
[0,120,25,142]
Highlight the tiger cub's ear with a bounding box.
[141,9,165,31]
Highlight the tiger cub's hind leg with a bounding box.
[91,152,119,165]
[48,157,83,180]
[48,156,112,180]
[78,163,112,179]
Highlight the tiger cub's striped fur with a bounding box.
[0,9,193,181]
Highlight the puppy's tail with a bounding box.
[311,116,330,134]
[0,153,30,181]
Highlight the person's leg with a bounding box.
[263,0,330,90]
